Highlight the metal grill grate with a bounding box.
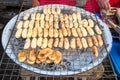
[0,0,118,80]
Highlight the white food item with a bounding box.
[15,29,22,38]
[22,29,27,38]
[31,38,37,48]
[23,13,30,20]
[16,21,23,29]
[23,20,29,29]
[37,37,43,47]
[24,38,31,49]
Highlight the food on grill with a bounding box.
[35,20,39,28]
[27,28,32,38]
[15,29,22,38]
[54,21,59,29]
[59,29,63,38]
[36,13,41,20]
[47,8,51,14]
[86,27,94,36]
[43,7,48,14]
[72,28,78,37]
[97,35,103,46]
[94,25,102,35]
[69,22,73,28]
[27,49,36,64]
[49,14,53,22]
[66,27,71,37]
[74,22,78,28]
[23,13,30,20]
[38,27,43,37]
[64,38,69,49]
[40,20,45,28]
[41,38,48,49]
[92,36,99,46]
[80,27,87,37]
[76,12,81,21]
[88,19,94,27]
[82,19,88,27]
[92,46,99,57]
[77,28,83,37]
[56,7,61,14]
[43,28,49,37]
[24,38,31,49]
[78,20,82,27]
[53,50,62,64]
[29,20,35,29]
[40,14,45,20]
[31,13,36,20]
[54,38,59,47]
[31,38,37,48]
[86,37,93,47]
[76,38,82,49]
[54,29,59,38]
[23,20,29,29]
[81,38,88,48]
[52,7,56,14]
[18,50,27,62]
[60,14,64,22]
[16,21,23,29]
[37,37,43,48]
[48,38,53,48]
[32,27,38,38]
[58,38,64,48]
[62,27,68,36]
[68,14,73,21]
[45,14,50,21]
[72,13,77,22]
[49,28,54,38]
[70,38,76,49]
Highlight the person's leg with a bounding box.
[76,0,87,8]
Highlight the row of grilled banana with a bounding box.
[18,48,62,64]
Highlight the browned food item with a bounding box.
[66,27,71,37]
[58,38,64,48]
[45,14,50,21]
[23,20,29,29]
[37,27,43,37]
[80,27,87,37]
[73,22,78,28]
[82,19,88,27]
[23,13,30,20]
[96,35,103,46]
[36,58,41,64]
[45,21,49,28]
[61,22,65,28]
[36,13,41,20]
[24,38,31,49]
[81,38,88,49]
[64,38,69,49]
[70,38,76,49]
[49,14,53,22]
[86,37,93,47]
[69,22,73,28]
[54,29,59,38]
[53,51,62,64]
[27,49,36,64]
[72,13,77,22]
[18,50,27,62]
[76,38,82,49]
[48,38,53,48]
[49,28,54,38]
[15,29,22,38]
[94,25,102,35]
[86,27,94,36]
[54,21,59,29]
[71,28,78,37]
[32,27,38,38]
[31,38,37,48]
[77,28,83,37]
[59,29,63,38]
[62,27,68,37]
[92,36,99,46]
[68,14,73,22]
[76,12,81,21]
[29,20,34,29]
[78,20,82,28]
[56,7,61,14]
[27,28,32,38]
[60,13,64,22]
[43,28,48,37]
[40,20,45,28]
[65,23,69,28]
[64,14,68,22]
[54,14,58,21]
[88,19,94,27]
[41,38,48,49]
[16,21,23,29]
[92,46,99,57]
[37,37,43,48]
[54,38,59,47]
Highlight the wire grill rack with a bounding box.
[0,0,118,80]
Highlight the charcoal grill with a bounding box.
[0,0,118,80]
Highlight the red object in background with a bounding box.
[38,0,76,6]
[85,0,120,13]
